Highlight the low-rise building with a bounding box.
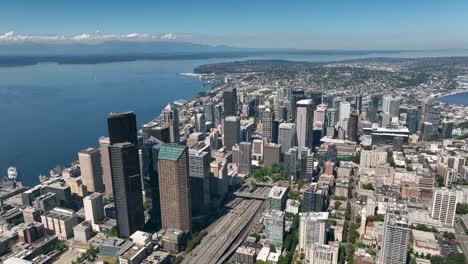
[411,230,441,257]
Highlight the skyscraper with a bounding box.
[296,99,314,150]
[406,108,419,134]
[431,188,458,226]
[338,102,351,125]
[158,144,191,232]
[162,104,180,144]
[441,120,454,139]
[109,142,145,238]
[141,138,163,227]
[107,112,138,145]
[189,149,211,216]
[224,116,241,151]
[284,147,298,181]
[99,137,113,196]
[262,108,275,142]
[278,122,296,154]
[325,108,337,128]
[380,205,410,264]
[303,183,326,212]
[313,104,327,129]
[78,148,105,193]
[347,112,359,143]
[195,112,206,133]
[238,142,252,174]
[223,87,238,116]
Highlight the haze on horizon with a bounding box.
[1,0,468,50]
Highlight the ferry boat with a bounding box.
[7,166,17,180]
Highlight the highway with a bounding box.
[182,186,270,264]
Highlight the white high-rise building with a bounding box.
[264,209,285,249]
[382,95,401,117]
[313,104,327,128]
[431,188,458,226]
[338,102,351,124]
[299,212,328,253]
[83,192,105,231]
[252,139,264,162]
[79,148,104,193]
[278,123,296,154]
[380,204,410,264]
[296,99,314,150]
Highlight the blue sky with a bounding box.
[1,0,467,49]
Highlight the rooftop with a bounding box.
[159,144,187,161]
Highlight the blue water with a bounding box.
[2,50,468,185]
[435,91,468,106]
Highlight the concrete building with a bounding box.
[210,158,229,200]
[379,204,410,264]
[99,137,113,196]
[252,139,264,162]
[296,99,314,150]
[382,95,401,117]
[78,147,105,193]
[237,142,252,174]
[360,149,387,169]
[268,186,289,211]
[73,221,94,243]
[431,188,458,226]
[412,229,441,257]
[162,104,180,144]
[264,209,285,249]
[262,108,276,143]
[224,116,241,151]
[299,212,328,253]
[41,207,79,240]
[263,143,281,168]
[158,144,191,232]
[338,102,351,125]
[83,192,105,231]
[278,122,296,154]
[22,207,42,224]
[307,242,339,264]
[234,246,256,264]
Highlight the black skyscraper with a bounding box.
[109,142,145,237]
[223,88,238,116]
[108,112,138,145]
[141,138,163,228]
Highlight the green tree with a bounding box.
[361,183,374,190]
[456,203,468,214]
[443,232,456,240]
[107,226,119,237]
[345,202,352,220]
[334,200,342,209]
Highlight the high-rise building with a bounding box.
[313,104,327,129]
[431,188,458,226]
[284,147,298,181]
[142,122,170,143]
[99,137,113,196]
[84,192,105,231]
[303,184,326,212]
[109,142,145,237]
[263,143,281,168]
[235,142,252,174]
[338,102,351,125]
[107,112,138,145]
[360,149,387,169]
[262,108,275,142]
[296,99,314,150]
[299,212,329,252]
[441,120,454,139]
[195,113,206,133]
[252,139,264,162]
[347,112,359,143]
[380,205,410,264]
[210,159,229,200]
[162,104,180,144]
[204,101,214,123]
[140,138,162,227]
[224,116,241,151]
[158,144,191,232]
[325,108,337,128]
[223,87,238,116]
[264,209,285,248]
[325,144,337,163]
[406,108,419,134]
[189,149,211,216]
[382,95,401,117]
[79,148,105,193]
[278,122,296,154]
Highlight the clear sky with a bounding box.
[1,0,468,49]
